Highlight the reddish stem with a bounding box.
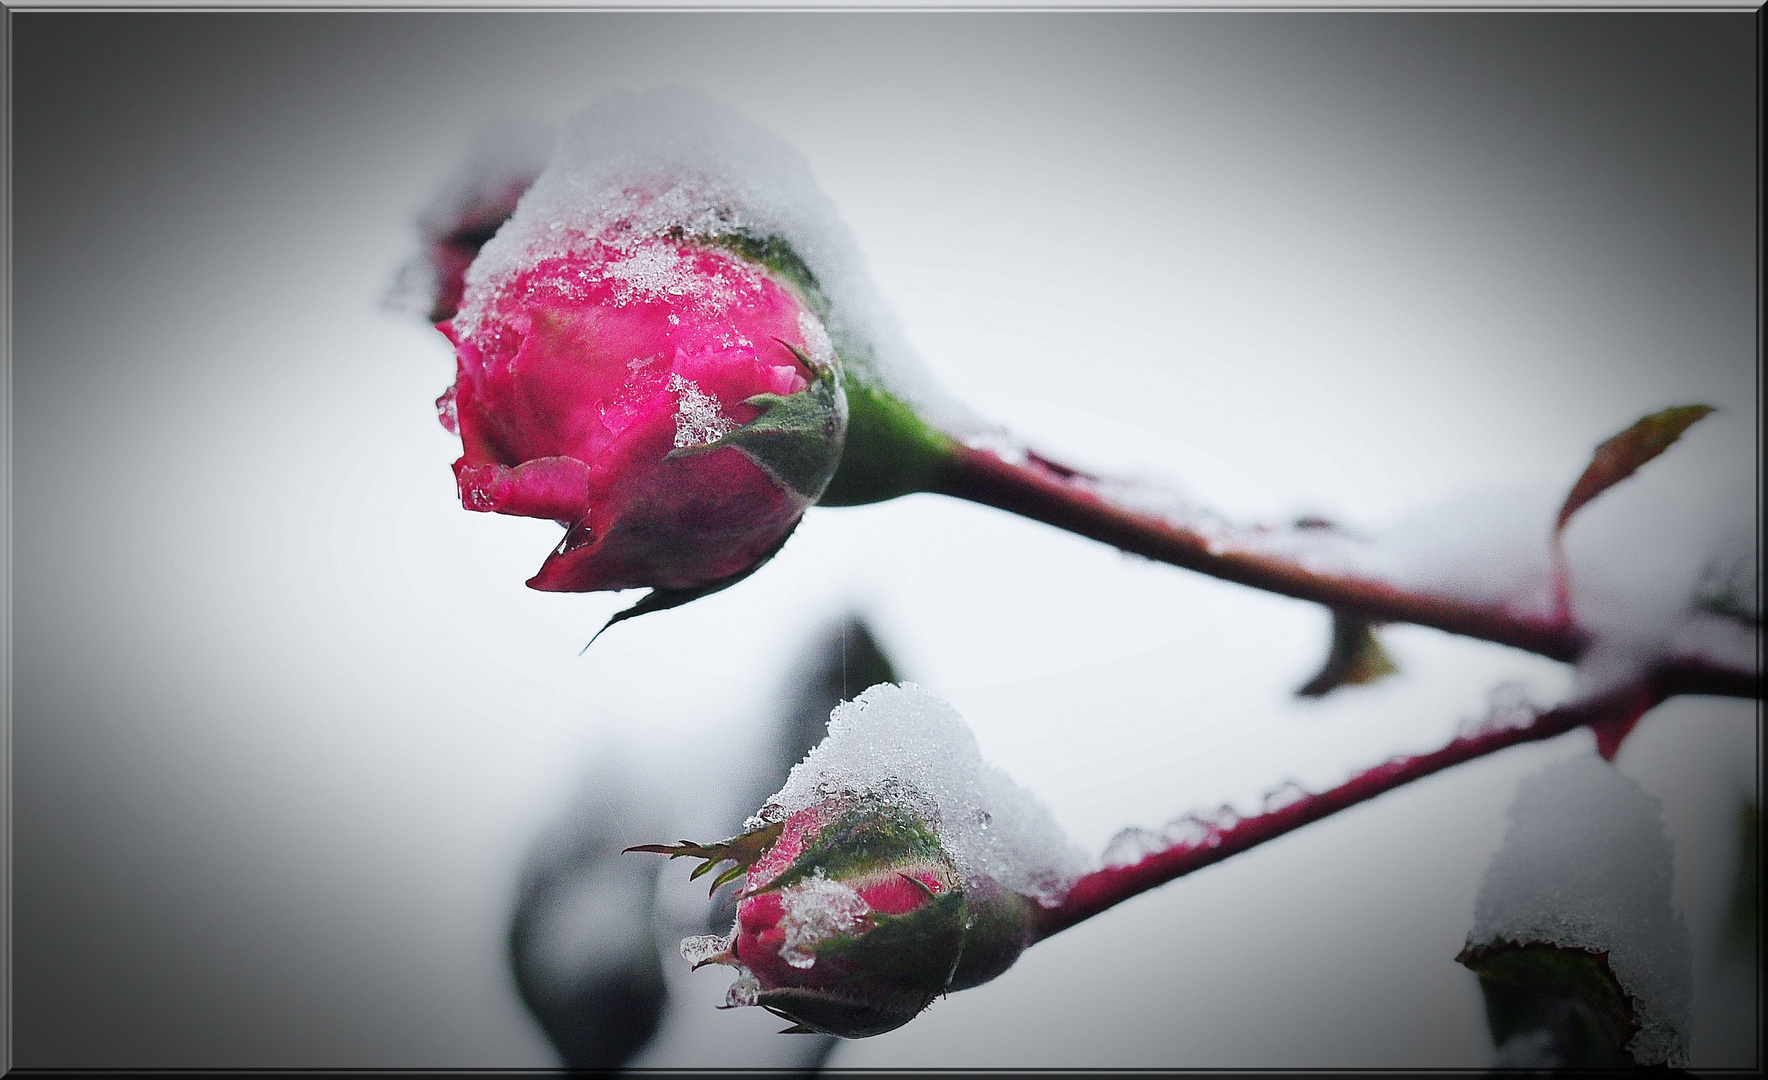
[1031,672,1686,941]
[932,443,1584,663]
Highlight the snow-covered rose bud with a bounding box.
[633,683,1086,1038]
[642,796,1035,1038]
[430,92,880,610]
[441,231,844,596]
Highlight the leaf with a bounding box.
[1555,405,1715,535]
[625,820,786,897]
[1296,612,1399,698]
[1458,940,1637,1067]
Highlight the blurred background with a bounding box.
[6,11,1757,1069]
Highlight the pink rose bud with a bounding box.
[441,226,844,601]
[633,796,1036,1038]
[431,96,862,617]
[415,94,989,620]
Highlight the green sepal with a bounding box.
[625,820,786,897]
[947,877,1035,992]
[701,231,828,319]
[668,343,848,504]
[1457,939,1637,1067]
[754,890,970,1037]
[746,803,948,898]
[810,886,969,987]
[581,523,799,649]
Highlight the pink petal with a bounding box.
[453,456,593,521]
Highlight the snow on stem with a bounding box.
[929,442,1760,700]
[933,442,1578,660]
[1030,657,1727,941]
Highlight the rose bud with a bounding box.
[631,683,1086,1038]
[437,95,850,617]
[636,797,1032,1038]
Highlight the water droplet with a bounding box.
[722,967,760,1009]
[1262,781,1309,814]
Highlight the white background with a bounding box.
[8,12,1757,1068]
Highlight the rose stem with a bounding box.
[1030,657,1735,941]
[930,443,1579,659]
[930,443,1760,702]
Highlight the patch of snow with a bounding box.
[1468,755,1692,1066]
[456,88,977,436]
[776,870,871,969]
[755,683,1088,905]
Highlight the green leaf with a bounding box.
[669,344,848,503]
[1296,612,1398,698]
[1458,939,1637,1067]
[1556,405,1715,535]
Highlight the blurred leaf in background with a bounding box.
[506,615,898,1069]
[1460,942,1637,1069]
[1723,798,1758,962]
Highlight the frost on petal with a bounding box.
[668,374,738,448]
[757,683,1088,905]
[604,244,702,306]
[1467,756,1692,1067]
[776,871,871,969]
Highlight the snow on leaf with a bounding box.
[1466,757,1692,1066]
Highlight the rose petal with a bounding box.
[453,456,593,521]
